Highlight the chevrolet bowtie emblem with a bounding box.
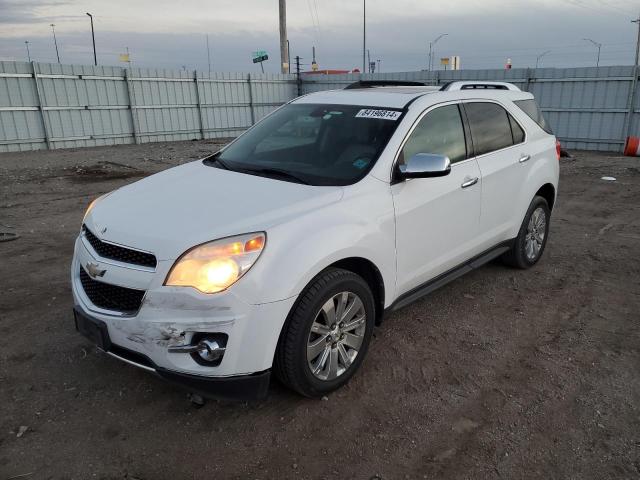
[86,262,106,279]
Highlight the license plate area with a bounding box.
[74,308,112,351]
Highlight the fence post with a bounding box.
[194,70,205,139]
[31,61,51,150]
[123,68,138,144]
[247,73,256,126]
[524,68,533,92]
[623,65,639,150]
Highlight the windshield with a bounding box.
[208,103,403,186]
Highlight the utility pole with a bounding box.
[295,55,301,96]
[50,24,60,63]
[583,38,602,67]
[279,0,289,73]
[206,34,212,73]
[24,41,31,62]
[535,50,551,69]
[287,39,291,71]
[362,0,366,73]
[367,49,371,73]
[86,12,97,66]
[428,33,447,71]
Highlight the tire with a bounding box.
[274,268,375,397]
[502,195,551,269]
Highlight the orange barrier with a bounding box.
[624,136,640,156]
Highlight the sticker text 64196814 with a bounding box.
[355,109,402,121]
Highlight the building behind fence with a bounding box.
[0,60,638,153]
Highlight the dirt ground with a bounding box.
[0,141,639,480]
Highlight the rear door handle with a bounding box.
[461,177,478,189]
[519,155,531,163]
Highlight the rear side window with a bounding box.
[514,99,553,134]
[399,104,467,165]
[509,114,525,144]
[464,102,514,156]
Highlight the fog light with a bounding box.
[196,339,224,362]
[167,333,228,367]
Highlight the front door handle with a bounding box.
[461,177,478,189]
[519,154,531,163]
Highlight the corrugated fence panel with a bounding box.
[200,72,252,138]
[0,61,638,153]
[129,67,200,143]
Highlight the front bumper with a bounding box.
[71,235,297,399]
[74,306,271,401]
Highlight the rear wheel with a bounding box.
[502,195,551,269]
[274,268,375,397]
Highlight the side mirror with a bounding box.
[399,153,451,179]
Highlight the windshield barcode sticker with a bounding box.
[355,109,401,121]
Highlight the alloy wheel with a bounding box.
[525,206,547,261]
[306,291,366,381]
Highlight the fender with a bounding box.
[508,135,559,238]
[231,176,397,307]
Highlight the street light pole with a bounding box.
[428,33,448,71]
[86,12,97,66]
[24,41,31,62]
[583,38,602,67]
[362,0,366,73]
[50,24,60,63]
[206,34,211,73]
[535,50,551,69]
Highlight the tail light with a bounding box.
[555,139,561,161]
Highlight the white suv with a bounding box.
[72,81,559,400]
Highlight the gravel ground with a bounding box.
[1,141,639,480]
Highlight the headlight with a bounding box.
[165,233,266,294]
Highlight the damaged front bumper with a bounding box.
[71,236,297,401]
[74,307,271,401]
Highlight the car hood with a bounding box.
[84,160,343,261]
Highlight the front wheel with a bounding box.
[274,268,375,397]
[502,195,551,269]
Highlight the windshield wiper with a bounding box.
[204,156,231,170]
[240,167,311,185]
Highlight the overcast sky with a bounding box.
[0,0,637,73]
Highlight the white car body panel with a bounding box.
[72,83,560,387]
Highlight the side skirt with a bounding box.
[386,240,514,313]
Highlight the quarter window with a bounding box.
[509,114,525,144]
[399,105,467,165]
[464,102,515,156]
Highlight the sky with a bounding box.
[0,0,638,73]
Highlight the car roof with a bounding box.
[293,87,440,109]
[293,83,533,109]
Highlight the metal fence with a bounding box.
[0,61,296,152]
[1,61,638,153]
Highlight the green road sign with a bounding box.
[252,50,268,63]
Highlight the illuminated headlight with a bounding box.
[165,233,266,294]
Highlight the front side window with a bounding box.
[211,103,402,186]
[464,102,515,156]
[398,104,467,166]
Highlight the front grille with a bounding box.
[82,225,157,269]
[79,267,145,314]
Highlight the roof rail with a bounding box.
[344,80,427,90]
[440,81,521,92]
